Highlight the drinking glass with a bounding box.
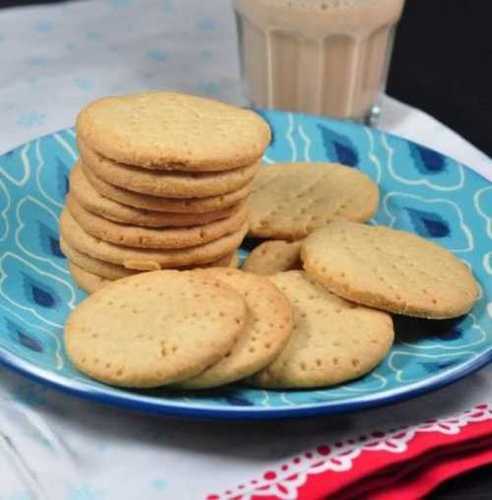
[233,0,406,125]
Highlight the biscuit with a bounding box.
[65,270,248,387]
[176,269,293,389]
[66,194,248,249]
[79,140,260,198]
[248,271,394,389]
[301,221,480,319]
[68,256,239,294]
[248,163,379,239]
[213,252,238,269]
[242,240,302,275]
[61,238,136,280]
[70,163,239,227]
[60,209,248,270]
[76,91,270,171]
[83,163,252,214]
[62,237,239,281]
[69,262,110,294]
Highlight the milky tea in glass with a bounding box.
[233,0,406,123]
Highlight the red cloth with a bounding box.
[371,438,492,500]
[299,419,492,500]
[210,405,492,500]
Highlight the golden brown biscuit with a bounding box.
[70,163,240,227]
[248,163,379,239]
[69,262,111,294]
[242,240,302,275]
[66,194,248,249]
[79,140,260,198]
[249,271,394,389]
[65,270,249,387]
[302,221,479,319]
[60,209,248,270]
[76,91,270,171]
[176,269,293,389]
[82,162,252,214]
[61,238,237,280]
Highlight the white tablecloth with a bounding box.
[0,1,491,499]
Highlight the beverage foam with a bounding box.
[261,0,378,11]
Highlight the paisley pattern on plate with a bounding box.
[0,112,491,419]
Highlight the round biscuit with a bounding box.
[66,194,248,249]
[77,137,260,198]
[248,163,379,239]
[69,262,111,294]
[78,138,260,198]
[82,163,252,214]
[70,163,240,227]
[65,270,249,387]
[61,238,136,280]
[76,91,271,171]
[242,240,303,275]
[61,237,239,280]
[176,269,293,389]
[60,209,248,270]
[301,221,480,319]
[249,271,394,389]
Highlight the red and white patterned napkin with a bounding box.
[209,405,492,499]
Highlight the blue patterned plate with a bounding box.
[0,110,491,420]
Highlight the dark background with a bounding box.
[387,0,492,157]
[0,0,491,498]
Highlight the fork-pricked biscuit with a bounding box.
[61,238,137,280]
[66,194,248,249]
[60,209,248,270]
[67,254,239,294]
[248,163,379,239]
[83,163,252,214]
[176,269,293,389]
[248,271,394,389]
[302,221,480,319]
[69,262,111,294]
[65,270,249,388]
[61,237,238,281]
[79,139,260,198]
[242,240,302,275]
[76,91,270,172]
[70,163,239,227]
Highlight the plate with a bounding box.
[0,110,491,420]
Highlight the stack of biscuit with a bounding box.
[64,159,480,391]
[59,92,271,293]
